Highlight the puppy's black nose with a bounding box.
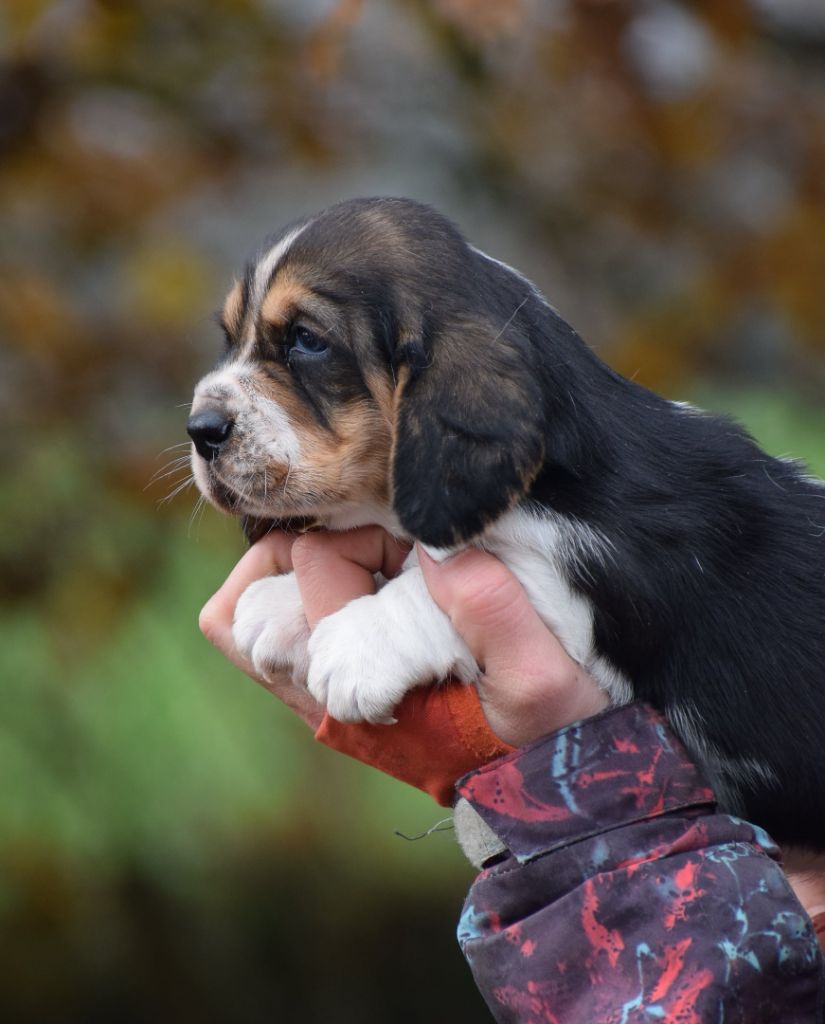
[187,410,234,460]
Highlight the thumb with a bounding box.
[418,545,609,747]
[417,546,557,678]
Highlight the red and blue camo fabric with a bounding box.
[456,703,824,1023]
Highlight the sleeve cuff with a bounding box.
[456,702,717,863]
[315,682,515,807]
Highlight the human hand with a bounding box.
[199,527,609,802]
[418,546,610,747]
[198,527,411,729]
[198,531,324,728]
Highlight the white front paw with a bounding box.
[233,573,310,683]
[307,597,410,724]
[306,584,478,725]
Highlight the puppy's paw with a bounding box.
[306,598,409,724]
[233,573,310,684]
[306,590,477,724]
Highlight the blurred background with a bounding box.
[1,0,824,1020]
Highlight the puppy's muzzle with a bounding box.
[187,407,234,461]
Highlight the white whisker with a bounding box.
[146,456,192,488]
[188,494,206,537]
[192,492,210,539]
[232,475,254,513]
[158,474,195,506]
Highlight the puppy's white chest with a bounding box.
[483,509,630,702]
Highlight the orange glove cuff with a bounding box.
[314,682,515,806]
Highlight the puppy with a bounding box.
[188,197,825,853]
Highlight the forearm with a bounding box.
[202,535,823,1018]
[454,703,825,1023]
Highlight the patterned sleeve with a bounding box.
[453,702,824,1023]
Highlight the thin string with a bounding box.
[394,816,454,841]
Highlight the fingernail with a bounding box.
[418,543,458,565]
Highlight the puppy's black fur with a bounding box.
[377,200,824,850]
[218,198,825,850]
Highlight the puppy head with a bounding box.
[189,197,547,547]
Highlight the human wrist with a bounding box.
[314,681,513,806]
[475,662,611,748]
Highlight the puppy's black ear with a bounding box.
[391,318,545,548]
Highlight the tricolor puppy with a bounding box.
[189,197,825,853]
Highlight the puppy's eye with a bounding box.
[291,326,328,356]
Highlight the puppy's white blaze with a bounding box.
[251,221,313,312]
[192,363,246,403]
[254,394,302,464]
[192,358,263,403]
[192,362,302,466]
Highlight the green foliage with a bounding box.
[0,510,468,879]
[699,389,825,478]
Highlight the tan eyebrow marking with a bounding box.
[364,367,395,427]
[221,279,245,334]
[260,275,323,327]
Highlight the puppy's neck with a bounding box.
[321,500,406,538]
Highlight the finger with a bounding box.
[198,531,325,729]
[418,546,562,676]
[199,531,296,651]
[419,546,610,744]
[292,527,411,628]
[264,679,325,729]
[418,546,562,746]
